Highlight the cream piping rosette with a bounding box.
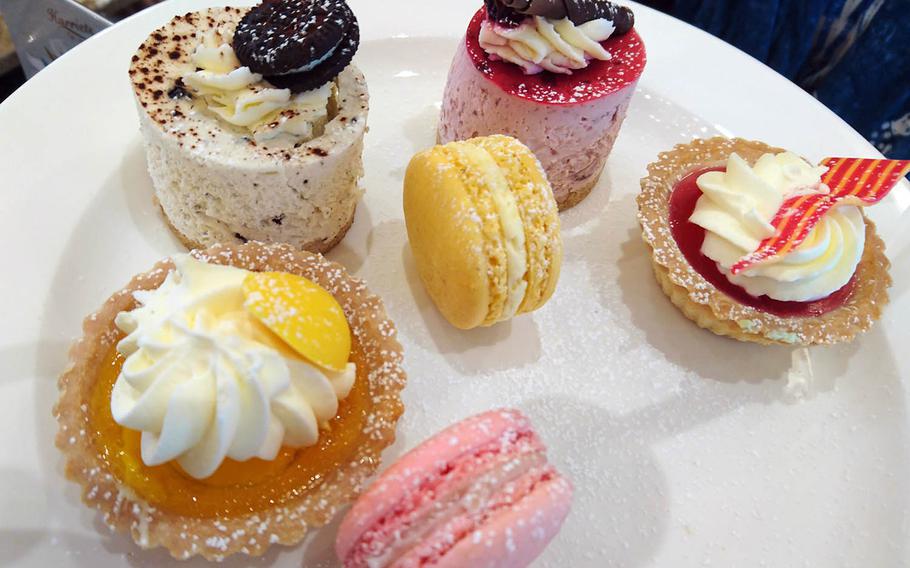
[479,15,617,74]
[110,255,357,479]
[182,27,334,143]
[689,152,866,303]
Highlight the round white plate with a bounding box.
[1,1,908,566]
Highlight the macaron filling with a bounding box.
[450,142,530,320]
[393,466,565,566]
[470,135,562,315]
[486,167,530,320]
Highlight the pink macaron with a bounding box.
[335,409,573,568]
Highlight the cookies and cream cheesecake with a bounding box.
[129,0,368,253]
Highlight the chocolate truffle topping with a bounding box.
[484,0,525,26]
[234,0,360,93]
[487,0,634,33]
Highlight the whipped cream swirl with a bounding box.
[110,255,356,479]
[183,28,333,142]
[690,152,866,302]
[479,16,615,74]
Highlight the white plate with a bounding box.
[2,1,909,566]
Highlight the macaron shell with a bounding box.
[469,135,562,314]
[403,144,508,329]
[424,473,574,568]
[335,409,536,561]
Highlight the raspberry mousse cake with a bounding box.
[438,0,646,210]
[638,137,909,345]
[54,242,405,560]
[129,0,368,253]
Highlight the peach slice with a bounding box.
[242,271,351,371]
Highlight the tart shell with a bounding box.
[637,137,892,346]
[54,242,406,560]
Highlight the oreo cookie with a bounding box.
[234,0,360,92]
[266,22,359,93]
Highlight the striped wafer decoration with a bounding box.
[731,158,910,275]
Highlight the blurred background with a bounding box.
[0,0,165,100]
[0,0,906,157]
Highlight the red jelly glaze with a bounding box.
[465,8,647,105]
[669,167,856,318]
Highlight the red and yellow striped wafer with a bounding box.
[731,158,910,274]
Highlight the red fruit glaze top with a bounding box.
[669,167,856,318]
[465,7,647,105]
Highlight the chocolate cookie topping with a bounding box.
[234,0,360,93]
[483,0,524,26]
[487,0,634,33]
[266,22,359,93]
[167,78,192,100]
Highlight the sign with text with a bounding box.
[0,0,110,78]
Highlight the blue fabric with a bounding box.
[656,0,910,159]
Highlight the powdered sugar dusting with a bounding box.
[43,31,909,568]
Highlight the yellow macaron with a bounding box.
[403,135,562,329]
